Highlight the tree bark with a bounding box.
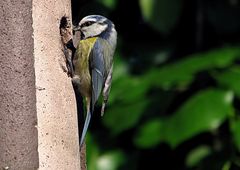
[0,0,39,169]
[0,0,82,169]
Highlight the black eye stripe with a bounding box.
[81,21,94,28]
[98,22,106,26]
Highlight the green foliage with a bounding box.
[95,151,125,170]
[146,47,240,89]
[98,46,240,169]
[134,89,233,148]
[76,0,240,169]
[164,89,233,148]
[92,45,240,169]
[97,0,117,10]
[104,47,240,138]
[87,135,125,170]
[214,67,240,97]
[186,145,212,168]
[134,119,164,148]
[222,162,231,170]
[87,136,100,170]
[139,0,182,34]
[103,99,149,135]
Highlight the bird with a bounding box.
[72,15,117,146]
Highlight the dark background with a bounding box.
[72,0,240,169]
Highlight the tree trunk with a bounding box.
[0,0,82,169]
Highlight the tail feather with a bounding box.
[80,111,92,146]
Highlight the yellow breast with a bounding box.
[74,37,97,72]
[73,37,97,97]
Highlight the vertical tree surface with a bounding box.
[0,0,39,169]
[0,0,82,169]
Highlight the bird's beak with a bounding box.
[73,25,85,39]
[73,25,81,31]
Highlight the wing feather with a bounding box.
[90,39,105,111]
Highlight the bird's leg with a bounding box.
[60,16,75,77]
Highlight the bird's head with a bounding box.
[74,15,116,40]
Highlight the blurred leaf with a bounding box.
[87,135,125,170]
[96,151,125,170]
[134,89,233,148]
[231,119,240,151]
[103,100,149,135]
[110,76,148,104]
[164,89,233,148]
[186,145,212,168]
[112,55,128,81]
[105,57,150,135]
[109,56,130,104]
[134,119,164,148]
[97,0,117,10]
[145,47,240,89]
[139,0,182,34]
[87,135,100,170]
[222,161,231,170]
[214,66,240,97]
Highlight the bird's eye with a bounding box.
[82,21,93,27]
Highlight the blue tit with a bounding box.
[72,15,117,146]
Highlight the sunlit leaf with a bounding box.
[110,55,150,104]
[112,55,128,81]
[134,89,233,148]
[186,145,212,167]
[87,137,125,170]
[110,76,148,104]
[97,0,117,10]
[214,66,240,97]
[139,0,182,34]
[96,151,125,170]
[134,119,164,148]
[164,89,233,148]
[222,161,231,170]
[103,100,149,135]
[145,47,240,89]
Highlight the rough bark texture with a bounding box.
[0,0,82,169]
[0,0,39,169]
[32,0,81,169]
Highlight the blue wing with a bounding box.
[90,38,106,111]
